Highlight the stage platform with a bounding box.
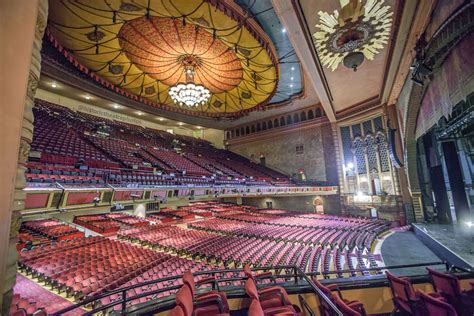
[413,223,474,271]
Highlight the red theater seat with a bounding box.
[418,290,458,316]
[427,268,474,315]
[245,278,294,312]
[248,299,298,316]
[386,271,423,315]
[176,285,229,316]
[182,271,229,315]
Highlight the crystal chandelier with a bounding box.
[169,55,211,107]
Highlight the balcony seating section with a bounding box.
[31,105,110,163]
[146,148,211,176]
[20,219,84,242]
[29,99,292,186]
[86,136,146,168]
[10,293,47,316]
[185,153,242,177]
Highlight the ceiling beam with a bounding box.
[272,0,336,122]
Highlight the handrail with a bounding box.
[307,261,449,277]
[295,266,344,316]
[298,294,316,316]
[52,261,472,315]
[52,265,329,315]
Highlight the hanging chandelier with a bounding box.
[169,55,211,107]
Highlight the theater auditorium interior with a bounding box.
[1,0,474,315]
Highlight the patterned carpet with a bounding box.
[13,273,86,315]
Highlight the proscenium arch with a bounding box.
[401,2,474,222]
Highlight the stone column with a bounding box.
[0,0,47,312]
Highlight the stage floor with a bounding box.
[381,230,442,276]
[413,223,474,270]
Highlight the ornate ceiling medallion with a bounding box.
[313,0,393,71]
[46,0,279,117]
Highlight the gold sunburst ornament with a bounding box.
[313,0,393,71]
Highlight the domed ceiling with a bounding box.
[47,0,290,118]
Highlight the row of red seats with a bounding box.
[18,236,167,301]
[21,219,84,241]
[387,269,474,316]
[73,215,122,235]
[170,266,299,316]
[10,293,46,316]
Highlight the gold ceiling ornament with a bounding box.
[313,0,393,71]
[46,0,279,117]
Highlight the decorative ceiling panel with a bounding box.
[298,0,398,113]
[47,0,280,117]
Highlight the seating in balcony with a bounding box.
[29,99,292,187]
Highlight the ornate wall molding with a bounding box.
[3,0,48,313]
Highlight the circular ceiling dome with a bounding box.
[46,0,279,117]
[118,16,243,94]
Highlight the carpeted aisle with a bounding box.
[14,273,86,315]
[381,231,443,276]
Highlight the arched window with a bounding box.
[240,127,245,136]
[274,118,279,127]
[256,123,261,132]
[376,132,390,172]
[287,115,292,124]
[246,126,250,134]
[226,131,230,139]
[251,125,256,133]
[308,110,314,119]
[236,129,240,137]
[315,108,322,117]
[231,130,235,138]
[280,117,285,126]
[268,120,273,129]
[301,111,307,121]
[293,113,300,123]
[262,122,267,130]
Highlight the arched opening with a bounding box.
[246,126,250,134]
[251,125,256,133]
[226,131,230,139]
[236,129,240,137]
[287,115,292,124]
[280,117,286,126]
[256,123,261,132]
[315,108,322,117]
[240,127,245,136]
[313,197,324,214]
[262,122,267,130]
[301,111,307,121]
[308,110,314,119]
[230,130,235,138]
[274,118,279,127]
[268,120,273,129]
[293,113,299,123]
